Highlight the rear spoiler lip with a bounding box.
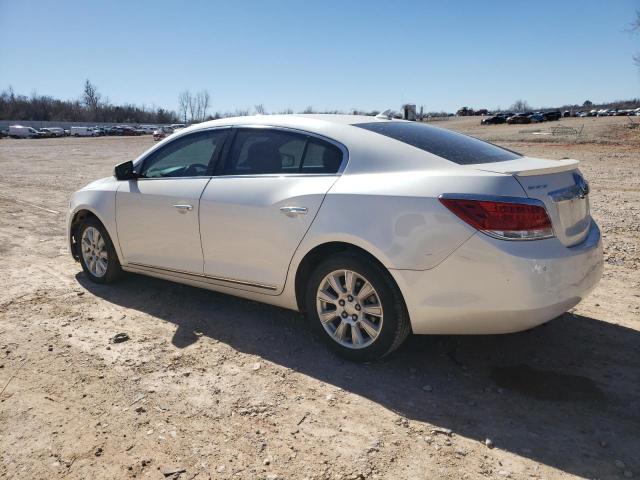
[472,158,580,177]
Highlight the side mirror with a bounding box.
[114,160,136,180]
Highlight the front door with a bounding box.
[116,129,228,273]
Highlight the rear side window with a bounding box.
[355,122,520,165]
[301,139,343,174]
[223,129,344,175]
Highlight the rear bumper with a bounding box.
[390,220,603,334]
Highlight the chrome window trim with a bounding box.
[131,124,349,180]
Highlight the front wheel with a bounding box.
[304,253,411,361]
[77,218,123,283]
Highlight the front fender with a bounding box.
[67,186,122,263]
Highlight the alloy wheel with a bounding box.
[316,269,384,349]
[81,226,108,278]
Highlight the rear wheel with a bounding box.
[77,218,123,283]
[305,252,411,361]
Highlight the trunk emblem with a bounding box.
[573,172,590,199]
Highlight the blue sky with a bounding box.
[1,0,638,113]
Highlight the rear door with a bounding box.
[199,127,345,293]
[116,128,228,273]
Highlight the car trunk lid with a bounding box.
[472,157,591,246]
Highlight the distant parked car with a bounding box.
[45,127,66,137]
[91,127,107,136]
[506,114,531,125]
[118,126,141,136]
[529,113,545,123]
[481,115,506,125]
[563,111,571,118]
[543,111,562,121]
[70,126,98,137]
[153,126,173,141]
[38,128,55,138]
[9,125,41,138]
[139,125,158,134]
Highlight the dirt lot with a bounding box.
[1,116,639,480]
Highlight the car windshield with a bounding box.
[355,122,520,165]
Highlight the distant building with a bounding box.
[402,104,417,121]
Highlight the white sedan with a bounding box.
[67,115,603,360]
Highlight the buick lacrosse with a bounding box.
[68,115,603,360]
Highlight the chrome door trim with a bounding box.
[280,206,308,217]
[173,204,194,211]
[126,261,278,291]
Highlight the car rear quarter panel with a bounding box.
[296,170,527,271]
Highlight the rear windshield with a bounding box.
[355,122,520,165]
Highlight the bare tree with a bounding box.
[302,105,315,114]
[188,94,198,123]
[196,90,211,121]
[83,79,101,112]
[510,99,531,112]
[254,104,266,115]
[178,91,191,123]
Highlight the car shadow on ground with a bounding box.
[78,272,639,479]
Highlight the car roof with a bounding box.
[142,114,466,175]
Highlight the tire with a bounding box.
[76,217,123,284]
[304,252,411,361]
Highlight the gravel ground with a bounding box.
[0,117,638,480]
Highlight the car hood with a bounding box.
[80,176,117,191]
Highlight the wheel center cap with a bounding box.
[343,302,357,316]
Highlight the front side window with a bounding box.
[354,122,520,165]
[224,129,344,175]
[141,129,228,178]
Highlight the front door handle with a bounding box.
[173,204,193,211]
[280,206,308,217]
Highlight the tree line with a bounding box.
[0,80,178,124]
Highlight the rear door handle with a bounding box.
[280,206,308,217]
[173,204,193,211]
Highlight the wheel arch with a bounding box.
[293,241,402,313]
[69,207,121,263]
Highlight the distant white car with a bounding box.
[139,125,158,134]
[68,115,603,360]
[70,126,98,137]
[9,125,40,138]
[46,127,66,137]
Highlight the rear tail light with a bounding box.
[439,196,554,240]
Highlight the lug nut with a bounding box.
[347,295,353,302]
[355,304,361,311]
[341,311,348,318]
[338,299,345,306]
[352,314,358,321]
